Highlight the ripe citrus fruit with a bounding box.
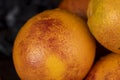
[86,53,120,80]
[87,0,120,54]
[59,0,90,20]
[13,9,96,80]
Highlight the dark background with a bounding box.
[0,0,61,80]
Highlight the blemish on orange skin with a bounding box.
[32,18,62,33]
[16,18,70,77]
[20,18,70,79]
[47,38,66,58]
[63,63,83,80]
[85,67,97,80]
[19,41,27,56]
[27,18,69,60]
[86,72,96,80]
[27,18,63,40]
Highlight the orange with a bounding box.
[87,0,120,54]
[59,0,90,20]
[13,8,96,80]
[86,53,120,80]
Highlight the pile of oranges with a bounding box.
[13,0,120,80]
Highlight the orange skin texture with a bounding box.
[13,9,96,80]
[59,0,90,20]
[86,53,120,80]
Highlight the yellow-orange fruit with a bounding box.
[87,0,120,54]
[86,53,120,80]
[13,9,96,80]
[59,0,90,20]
